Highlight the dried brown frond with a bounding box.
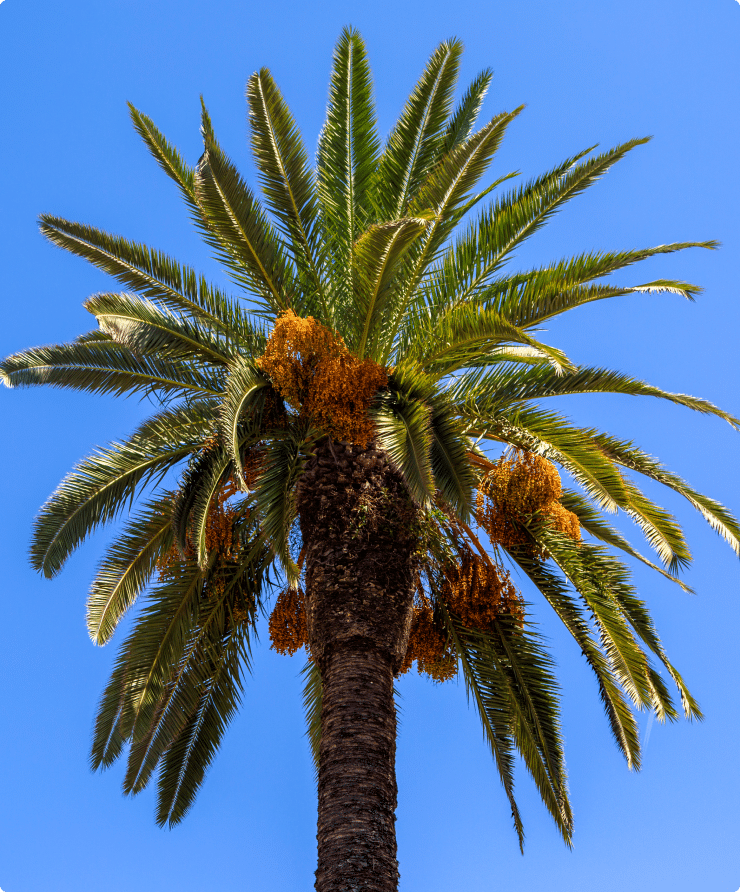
[269,586,309,656]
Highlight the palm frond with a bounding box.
[560,489,693,592]
[591,431,740,557]
[317,26,380,315]
[0,334,222,399]
[372,39,463,220]
[32,402,215,577]
[509,547,642,768]
[87,493,174,645]
[301,658,323,778]
[445,611,572,847]
[429,397,476,518]
[39,216,260,345]
[128,104,197,204]
[246,69,326,316]
[453,363,739,427]
[427,140,650,310]
[441,68,494,154]
[90,559,205,772]
[84,292,235,364]
[155,632,248,826]
[219,357,271,487]
[353,218,430,358]
[489,242,718,327]
[195,106,297,314]
[253,424,312,581]
[373,388,434,507]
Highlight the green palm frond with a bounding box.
[87,493,174,645]
[372,39,463,221]
[489,242,718,327]
[33,402,216,578]
[84,292,235,364]
[219,357,271,488]
[540,533,660,711]
[195,106,297,315]
[426,140,649,312]
[116,536,268,796]
[128,103,197,205]
[170,440,231,561]
[155,632,248,826]
[373,388,434,507]
[247,69,326,314]
[253,424,313,581]
[452,364,739,426]
[353,218,431,358]
[509,547,642,768]
[446,611,573,847]
[408,304,572,377]
[0,334,222,399]
[591,431,740,557]
[429,398,476,518]
[446,616,524,847]
[90,559,204,772]
[382,109,523,357]
[317,26,380,314]
[441,68,493,154]
[474,404,691,565]
[39,216,259,344]
[560,489,693,592]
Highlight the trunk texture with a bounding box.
[297,439,420,892]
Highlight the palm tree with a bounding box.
[2,28,738,892]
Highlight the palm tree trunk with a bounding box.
[297,439,420,892]
[315,642,398,892]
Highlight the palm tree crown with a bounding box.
[3,27,737,874]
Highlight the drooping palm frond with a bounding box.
[444,607,573,848]
[507,546,642,768]
[32,402,217,578]
[560,489,693,592]
[219,357,272,488]
[301,658,323,778]
[87,493,175,645]
[154,631,248,826]
[252,424,313,581]
[91,559,205,772]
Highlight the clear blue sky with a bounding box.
[1,1,739,890]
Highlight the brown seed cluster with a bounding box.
[476,451,581,548]
[268,586,309,656]
[257,310,388,446]
[399,599,457,682]
[443,552,524,629]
